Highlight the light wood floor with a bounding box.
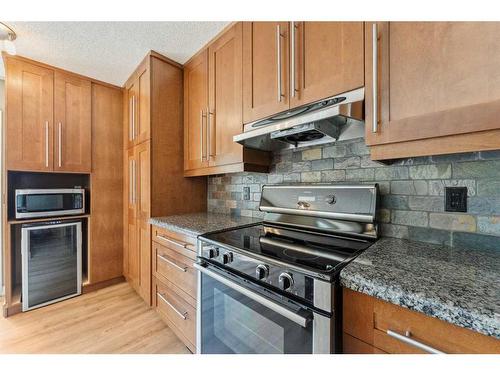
[0,282,191,354]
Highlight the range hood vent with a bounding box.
[234,87,365,151]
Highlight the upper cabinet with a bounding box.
[54,71,92,172]
[184,49,209,171]
[208,22,245,167]
[184,23,271,177]
[242,22,290,123]
[290,22,364,108]
[5,58,54,172]
[365,22,500,160]
[5,56,91,173]
[242,21,365,124]
[126,62,150,148]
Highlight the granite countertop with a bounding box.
[149,212,261,237]
[340,237,500,339]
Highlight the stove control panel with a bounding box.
[198,241,321,306]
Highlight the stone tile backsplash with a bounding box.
[207,137,500,250]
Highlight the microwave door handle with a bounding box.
[194,263,312,328]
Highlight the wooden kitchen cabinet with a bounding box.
[184,23,271,177]
[184,49,209,171]
[5,56,92,173]
[365,22,500,160]
[242,21,364,124]
[207,22,244,167]
[152,225,198,352]
[123,52,207,306]
[242,21,290,124]
[54,71,91,172]
[126,63,150,149]
[89,83,124,284]
[5,57,54,172]
[343,288,500,354]
[290,22,364,108]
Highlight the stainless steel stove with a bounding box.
[195,184,378,354]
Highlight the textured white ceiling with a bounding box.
[0,22,229,85]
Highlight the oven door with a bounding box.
[195,262,331,354]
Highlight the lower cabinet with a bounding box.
[343,288,500,354]
[152,225,198,352]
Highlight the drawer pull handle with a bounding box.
[157,253,187,272]
[156,234,188,248]
[386,329,445,354]
[157,292,188,320]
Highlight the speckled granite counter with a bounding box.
[340,237,500,339]
[150,212,261,237]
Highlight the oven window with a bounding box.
[200,271,313,354]
[26,194,64,211]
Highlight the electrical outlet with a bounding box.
[445,187,467,212]
[243,186,251,200]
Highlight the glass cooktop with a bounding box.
[201,223,373,274]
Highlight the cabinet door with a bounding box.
[242,22,289,124]
[208,22,243,167]
[54,71,91,172]
[136,141,151,304]
[290,22,364,107]
[135,68,150,145]
[5,58,54,171]
[365,22,500,151]
[184,50,209,171]
[126,147,139,290]
[126,81,140,148]
[90,83,123,284]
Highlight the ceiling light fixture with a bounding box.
[0,22,17,55]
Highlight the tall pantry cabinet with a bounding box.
[123,52,207,305]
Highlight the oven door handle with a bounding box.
[194,262,312,328]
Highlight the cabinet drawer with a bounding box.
[155,278,196,351]
[152,225,196,260]
[343,288,500,354]
[154,241,197,298]
[372,298,500,354]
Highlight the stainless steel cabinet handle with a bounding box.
[207,107,213,158]
[372,23,378,133]
[200,109,205,161]
[45,121,49,168]
[157,253,187,272]
[387,329,445,354]
[276,24,284,102]
[194,263,312,328]
[132,159,136,204]
[290,21,297,98]
[156,234,188,249]
[129,160,133,204]
[129,96,133,141]
[132,95,136,140]
[58,122,62,168]
[157,292,188,320]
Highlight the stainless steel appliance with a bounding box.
[196,184,378,354]
[15,188,85,219]
[233,88,364,151]
[21,219,82,311]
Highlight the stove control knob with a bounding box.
[206,247,219,258]
[255,264,269,280]
[278,272,294,291]
[222,252,233,265]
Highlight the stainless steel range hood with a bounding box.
[234,87,365,151]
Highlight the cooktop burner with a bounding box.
[202,223,372,274]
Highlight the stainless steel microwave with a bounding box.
[15,188,85,219]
